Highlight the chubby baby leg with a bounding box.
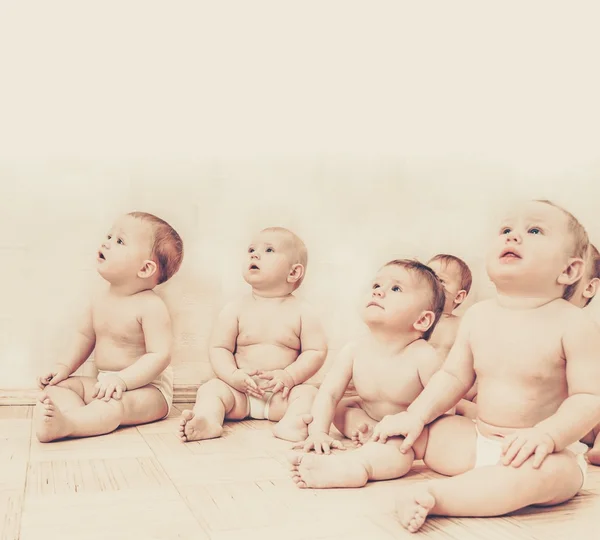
[179,378,247,442]
[35,376,97,442]
[333,397,378,446]
[36,383,168,443]
[269,384,316,442]
[396,450,583,533]
[289,432,427,489]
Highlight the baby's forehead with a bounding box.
[429,259,460,280]
[250,231,291,249]
[112,215,154,241]
[375,265,419,287]
[501,202,567,228]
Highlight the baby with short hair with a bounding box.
[36,212,184,442]
[371,200,600,532]
[288,259,445,489]
[427,254,472,360]
[178,227,327,443]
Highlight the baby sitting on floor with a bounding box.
[179,227,327,443]
[289,259,445,488]
[36,212,183,442]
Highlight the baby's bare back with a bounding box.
[92,291,150,371]
[472,300,570,432]
[352,339,433,421]
[235,295,301,372]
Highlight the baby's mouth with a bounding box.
[500,249,521,260]
[249,264,259,270]
[98,251,106,260]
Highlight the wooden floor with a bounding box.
[1,405,599,540]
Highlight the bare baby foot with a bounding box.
[35,393,74,442]
[178,410,223,442]
[288,452,369,489]
[351,422,374,447]
[587,434,600,466]
[273,414,313,442]
[395,484,436,533]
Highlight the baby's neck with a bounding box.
[251,289,294,300]
[495,292,559,310]
[367,326,421,354]
[108,281,153,297]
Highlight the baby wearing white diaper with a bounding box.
[178,227,327,443]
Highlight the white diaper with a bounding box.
[246,391,274,420]
[97,366,173,419]
[474,425,587,488]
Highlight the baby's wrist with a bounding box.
[283,369,297,386]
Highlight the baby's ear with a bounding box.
[454,289,467,307]
[584,277,600,301]
[413,310,435,334]
[557,257,585,286]
[138,259,158,280]
[287,263,305,285]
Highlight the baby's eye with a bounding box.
[372,283,380,290]
[528,227,541,235]
[266,247,274,253]
[248,248,254,253]
[391,285,402,292]
[107,234,112,240]
[117,238,124,245]
[501,227,511,235]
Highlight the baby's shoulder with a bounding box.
[135,290,168,314]
[554,299,597,332]
[411,339,438,364]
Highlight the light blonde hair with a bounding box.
[261,227,308,289]
[535,200,589,301]
[128,212,184,284]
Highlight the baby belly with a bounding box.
[94,341,146,371]
[361,400,408,422]
[235,343,299,371]
[476,386,562,435]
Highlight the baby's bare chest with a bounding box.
[237,304,301,349]
[92,300,145,345]
[471,315,564,381]
[352,353,421,400]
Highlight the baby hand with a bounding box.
[93,374,127,401]
[372,411,425,452]
[37,364,71,389]
[231,369,264,399]
[501,428,556,468]
[293,431,345,455]
[257,369,295,399]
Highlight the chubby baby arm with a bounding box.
[295,342,355,454]
[208,301,263,399]
[103,295,172,400]
[38,299,96,388]
[372,307,478,449]
[516,310,600,467]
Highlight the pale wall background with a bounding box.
[1,1,600,390]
